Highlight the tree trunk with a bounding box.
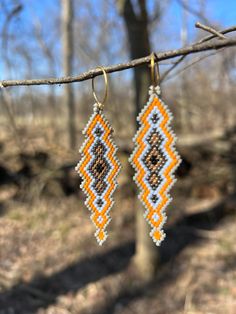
[117,0,160,279]
[61,0,76,149]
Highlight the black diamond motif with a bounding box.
[143,146,166,172]
[151,113,158,123]
[96,198,104,207]
[89,140,111,195]
[94,127,103,137]
[151,194,158,203]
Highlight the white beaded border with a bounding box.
[75,106,121,245]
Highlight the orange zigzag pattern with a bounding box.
[76,111,120,245]
[130,87,181,245]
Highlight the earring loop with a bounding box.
[92,66,108,108]
[150,52,160,86]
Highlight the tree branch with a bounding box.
[197,25,236,44]
[0,26,236,88]
[195,22,227,40]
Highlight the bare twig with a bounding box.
[1,3,23,51]
[161,55,186,82]
[161,24,236,81]
[164,51,219,82]
[0,26,236,88]
[1,3,23,79]
[195,22,227,40]
[197,25,236,44]
[176,0,209,25]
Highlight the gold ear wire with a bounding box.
[92,66,108,109]
[150,52,160,86]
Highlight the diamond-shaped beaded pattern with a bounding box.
[130,86,181,246]
[76,109,120,245]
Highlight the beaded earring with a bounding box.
[75,67,121,245]
[129,53,181,246]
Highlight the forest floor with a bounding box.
[0,122,236,314]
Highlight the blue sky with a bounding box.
[151,0,236,50]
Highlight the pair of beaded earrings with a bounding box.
[75,53,181,246]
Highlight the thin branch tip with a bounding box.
[195,22,227,40]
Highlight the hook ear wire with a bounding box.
[92,66,108,109]
[150,52,160,86]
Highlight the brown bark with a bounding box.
[61,0,76,149]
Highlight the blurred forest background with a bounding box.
[0,0,236,313]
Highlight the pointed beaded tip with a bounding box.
[95,229,107,246]
[129,85,181,246]
[75,107,121,245]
